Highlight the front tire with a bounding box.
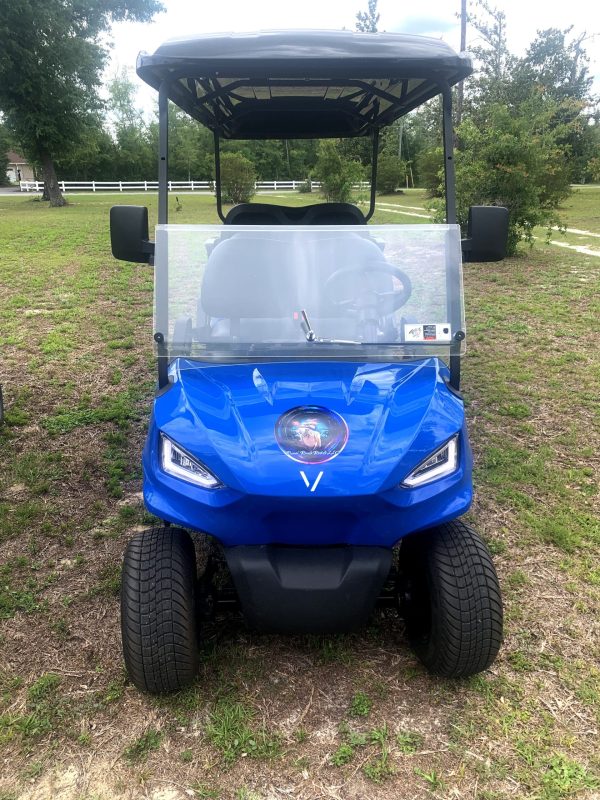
[400,520,503,677]
[121,526,199,693]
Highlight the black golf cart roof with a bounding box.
[137,30,472,139]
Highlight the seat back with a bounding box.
[201,235,296,319]
[224,202,366,226]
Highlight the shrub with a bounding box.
[376,155,406,194]
[220,152,256,204]
[451,103,571,254]
[415,147,444,197]
[298,176,313,193]
[315,141,364,203]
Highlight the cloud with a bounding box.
[389,15,457,36]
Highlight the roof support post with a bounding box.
[440,82,457,225]
[157,81,170,388]
[365,127,379,222]
[213,130,226,223]
[158,81,169,225]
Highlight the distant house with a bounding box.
[5,151,35,183]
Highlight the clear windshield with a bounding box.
[154,224,465,362]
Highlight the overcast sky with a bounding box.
[107,0,600,111]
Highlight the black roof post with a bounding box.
[365,128,379,222]
[213,130,226,223]
[440,82,457,225]
[158,81,169,225]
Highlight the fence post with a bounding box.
[92,181,96,192]
[144,181,147,191]
[119,181,122,192]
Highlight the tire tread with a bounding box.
[121,526,199,694]
[402,520,503,678]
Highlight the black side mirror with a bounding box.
[110,205,154,263]
[462,206,509,262]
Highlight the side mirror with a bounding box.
[110,205,154,263]
[462,206,508,262]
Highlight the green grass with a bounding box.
[206,697,281,764]
[396,730,424,753]
[123,728,163,764]
[0,673,72,744]
[348,691,372,717]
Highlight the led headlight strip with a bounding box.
[402,435,459,488]
[160,433,222,489]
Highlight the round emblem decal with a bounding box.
[275,406,349,464]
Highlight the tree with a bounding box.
[315,141,364,203]
[106,70,156,181]
[220,153,256,204]
[466,2,516,108]
[356,0,380,33]
[451,2,597,250]
[0,0,163,206]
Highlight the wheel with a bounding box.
[399,520,503,678]
[121,526,199,693]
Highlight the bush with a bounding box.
[298,176,313,193]
[315,141,364,203]
[587,156,600,183]
[220,152,256,204]
[415,147,444,197]
[451,103,571,254]
[376,155,406,194]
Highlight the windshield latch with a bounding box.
[300,309,316,342]
[299,309,360,346]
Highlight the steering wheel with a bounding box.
[324,261,412,316]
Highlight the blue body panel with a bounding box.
[142,358,472,547]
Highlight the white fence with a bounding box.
[19,179,372,193]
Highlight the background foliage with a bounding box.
[1,0,598,247]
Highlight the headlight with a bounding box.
[160,434,223,489]
[402,435,459,488]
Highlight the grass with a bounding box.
[205,697,281,764]
[348,691,372,717]
[0,188,599,798]
[122,729,163,764]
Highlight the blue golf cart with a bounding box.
[110,31,507,693]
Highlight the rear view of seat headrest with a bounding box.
[224,202,366,226]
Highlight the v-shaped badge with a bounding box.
[299,471,324,492]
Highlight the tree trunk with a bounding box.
[40,150,66,207]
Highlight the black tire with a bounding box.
[399,520,503,678]
[121,526,199,693]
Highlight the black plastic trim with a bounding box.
[224,545,392,633]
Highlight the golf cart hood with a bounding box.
[152,358,464,497]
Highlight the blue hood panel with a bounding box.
[156,359,463,497]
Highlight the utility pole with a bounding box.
[456,0,467,129]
